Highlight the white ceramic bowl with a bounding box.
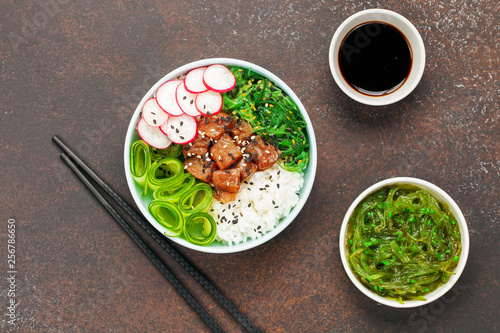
[329,9,425,106]
[339,177,469,308]
[124,58,317,254]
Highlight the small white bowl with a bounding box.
[339,177,469,308]
[124,58,317,254]
[329,9,425,106]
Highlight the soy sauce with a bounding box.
[338,22,412,96]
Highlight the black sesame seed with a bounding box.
[153,119,157,124]
[248,203,251,207]
[183,96,187,100]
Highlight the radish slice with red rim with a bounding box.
[176,83,201,117]
[195,90,222,116]
[160,114,198,144]
[202,64,236,93]
[184,67,208,94]
[137,118,172,149]
[156,80,184,116]
[142,98,168,127]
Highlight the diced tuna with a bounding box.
[182,135,211,158]
[198,112,234,140]
[212,169,240,193]
[210,134,243,170]
[230,119,253,146]
[213,188,238,204]
[184,156,216,182]
[234,159,257,181]
[244,136,281,170]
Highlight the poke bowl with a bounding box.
[339,177,469,308]
[124,58,317,254]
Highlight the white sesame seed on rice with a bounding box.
[209,164,303,245]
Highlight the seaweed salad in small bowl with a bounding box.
[339,177,469,308]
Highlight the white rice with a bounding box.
[209,164,304,245]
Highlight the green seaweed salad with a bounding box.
[346,185,462,303]
[223,66,310,173]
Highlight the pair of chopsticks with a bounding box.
[52,135,260,333]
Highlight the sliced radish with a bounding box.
[184,67,208,94]
[142,98,168,127]
[176,83,201,117]
[160,114,198,144]
[202,64,236,93]
[156,80,184,116]
[195,90,222,116]
[137,118,172,149]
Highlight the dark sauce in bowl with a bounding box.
[338,22,412,96]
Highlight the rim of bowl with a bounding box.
[124,58,317,254]
[339,177,469,308]
[328,9,426,106]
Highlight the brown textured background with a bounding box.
[1,0,498,332]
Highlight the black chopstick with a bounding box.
[53,136,261,333]
[59,153,223,332]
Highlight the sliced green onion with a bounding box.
[153,173,196,203]
[147,157,184,191]
[178,183,213,215]
[148,200,184,237]
[183,212,216,245]
[130,140,151,196]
